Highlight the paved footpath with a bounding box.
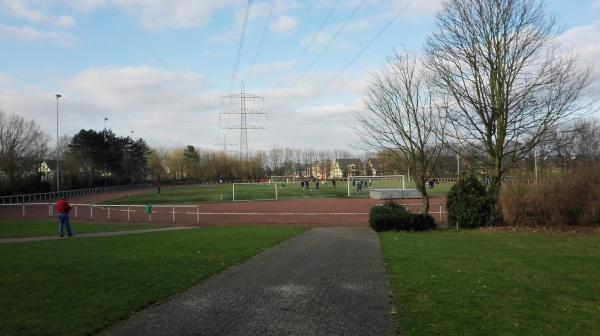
[0,227,195,244]
[100,227,396,336]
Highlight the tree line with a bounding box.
[0,110,151,195]
[0,110,366,194]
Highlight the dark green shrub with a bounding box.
[447,170,492,228]
[410,213,436,231]
[369,205,405,232]
[370,204,436,232]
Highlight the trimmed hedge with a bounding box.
[369,202,436,232]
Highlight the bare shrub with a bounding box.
[502,168,600,226]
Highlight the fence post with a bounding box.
[48,204,51,217]
[127,206,130,221]
[22,204,25,217]
[107,206,110,221]
[75,206,78,219]
[90,205,93,220]
[439,204,442,222]
[172,206,175,223]
[196,206,200,223]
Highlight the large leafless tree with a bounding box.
[425,0,593,222]
[0,110,49,192]
[357,51,447,212]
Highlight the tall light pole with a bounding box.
[104,117,108,187]
[456,154,460,176]
[55,94,62,191]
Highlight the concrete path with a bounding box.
[0,226,195,244]
[100,227,396,336]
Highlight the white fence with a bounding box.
[0,184,150,204]
[0,201,448,224]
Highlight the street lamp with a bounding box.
[456,154,460,176]
[55,94,62,191]
[104,117,108,187]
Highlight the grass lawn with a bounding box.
[0,226,304,336]
[380,230,600,335]
[106,180,452,205]
[0,219,166,239]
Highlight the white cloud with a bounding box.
[558,21,600,93]
[0,64,367,150]
[0,24,76,46]
[559,23,600,68]
[56,15,76,28]
[270,15,298,34]
[110,0,234,29]
[0,0,77,28]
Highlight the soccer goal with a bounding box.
[232,182,278,201]
[270,175,298,182]
[347,175,406,197]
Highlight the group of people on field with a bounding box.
[297,177,337,191]
[352,179,372,193]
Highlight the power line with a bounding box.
[293,3,411,112]
[245,0,278,84]
[271,0,341,88]
[268,0,364,106]
[286,0,366,89]
[229,0,253,93]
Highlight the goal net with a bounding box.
[347,175,406,197]
[232,182,278,201]
[270,176,298,182]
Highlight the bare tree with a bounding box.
[0,110,49,192]
[425,0,593,222]
[357,51,447,212]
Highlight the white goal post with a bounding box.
[232,182,279,201]
[346,175,406,197]
[270,175,298,182]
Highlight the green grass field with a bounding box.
[106,181,452,205]
[0,226,304,336]
[0,219,165,238]
[380,230,600,335]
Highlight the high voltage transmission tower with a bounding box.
[220,82,267,160]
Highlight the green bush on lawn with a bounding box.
[369,201,436,232]
[447,170,492,228]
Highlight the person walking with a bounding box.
[56,196,73,238]
[332,178,336,188]
[157,185,161,195]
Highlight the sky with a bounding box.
[0,0,599,152]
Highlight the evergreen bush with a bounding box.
[369,202,436,232]
[447,170,492,228]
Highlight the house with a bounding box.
[304,160,334,179]
[330,159,362,178]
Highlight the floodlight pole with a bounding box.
[55,94,62,192]
[534,148,538,185]
[104,117,108,188]
[456,154,460,176]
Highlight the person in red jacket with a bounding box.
[55,196,74,237]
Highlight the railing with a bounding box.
[0,201,449,224]
[0,184,151,204]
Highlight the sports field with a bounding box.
[105,181,452,205]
